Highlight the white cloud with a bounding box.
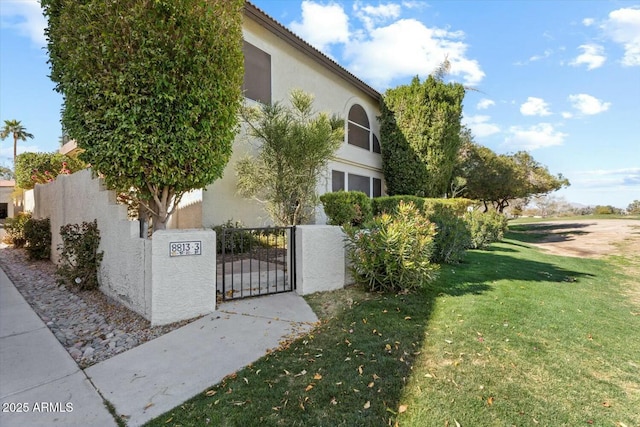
[476,98,495,110]
[343,18,484,88]
[568,93,611,115]
[529,49,553,62]
[0,0,47,47]
[290,1,350,52]
[561,111,574,119]
[354,3,401,32]
[570,44,606,70]
[463,115,500,138]
[583,18,595,27]
[505,123,567,150]
[602,7,640,66]
[572,168,640,188]
[520,97,552,116]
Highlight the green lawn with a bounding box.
[146,225,640,427]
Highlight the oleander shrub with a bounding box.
[464,210,508,249]
[57,220,103,291]
[23,217,51,260]
[3,212,31,247]
[371,195,425,216]
[320,191,372,227]
[344,201,439,293]
[426,204,471,264]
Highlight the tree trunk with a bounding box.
[13,134,17,168]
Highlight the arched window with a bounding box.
[347,104,380,153]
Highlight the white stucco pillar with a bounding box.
[295,225,346,295]
[150,229,216,326]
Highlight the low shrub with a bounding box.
[427,206,471,264]
[4,212,31,247]
[23,217,51,260]
[212,220,259,254]
[464,210,508,249]
[344,201,439,293]
[423,197,475,216]
[57,220,103,291]
[371,195,425,216]
[320,191,372,227]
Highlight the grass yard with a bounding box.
[146,224,640,427]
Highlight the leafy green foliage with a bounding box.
[42,0,245,231]
[15,152,85,189]
[456,138,569,212]
[380,75,465,197]
[320,191,372,227]
[427,205,471,264]
[464,210,508,249]
[23,217,52,260]
[372,195,426,215]
[628,200,640,215]
[212,220,259,254]
[237,90,344,225]
[344,201,439,292]
[3,212,31,247]
[57,220,104,291]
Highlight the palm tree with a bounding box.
[0,119,34,167]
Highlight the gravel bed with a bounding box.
[0,245,198,369]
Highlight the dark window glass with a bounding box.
[243,41,271,104]
[348,173,370,197]
[373,178,382,198]
[332,170,345,192]
[348,122,370,150]
[348,104,370,128]
[372,134,381,153]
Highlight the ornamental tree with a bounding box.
[42,0,245,232]
[15,152,85,189]
[380,74,465,197]
[236,90,344,225]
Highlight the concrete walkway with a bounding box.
[0,267,318,427]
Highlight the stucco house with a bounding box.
[56,2,385,229]
[0,180,16,219]
[170,2,385,229]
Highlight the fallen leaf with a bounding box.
[144,402,154,410]
[373,373,381,380]
[364,401,371,409]
[398,404,408,413]
[455,420,461,427]
[603,401,611,407]
[358,365,363,375]
[295,370,307,377]
[404,316,412,320]
[313,373,322,380]
[330,397,337,405]
[305,384,314,392]
[368,382,375,388]
[164,417,173,423]
[445,339,453,344]
[205,390,217,397]
[617,422,629,427]
[243,378,249,384]
[487,396,494,406]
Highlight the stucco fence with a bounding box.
[27,170,350,326]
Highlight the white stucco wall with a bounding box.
[150,229,216,326]
[0,187,15,218]
[295,225,346,295]
[33,169,150,319]
[202,17,384,228]
[23,189,35,213]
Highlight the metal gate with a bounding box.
[217,226,296,301]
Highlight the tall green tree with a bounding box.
[1,119,34,167]
[236,90,344,226]
[456,139,569,212]
[380,74,465,197]
[42,0,244,232]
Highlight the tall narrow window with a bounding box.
[373,178,382,198]
[243,41,271,104]
[332,170,345,192]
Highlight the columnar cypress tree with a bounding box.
[380,75,465,197]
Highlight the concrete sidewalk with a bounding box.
[0,267,318,427]
[0,268,115,427]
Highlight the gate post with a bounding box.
[150,229,216,326]
[295,225,346,295]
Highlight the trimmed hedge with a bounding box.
[464,210,508,249]
[320,191,372,227]
[372,196,474,216]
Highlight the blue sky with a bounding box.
[1,1,639,208]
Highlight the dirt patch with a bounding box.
[523,219,640,259]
